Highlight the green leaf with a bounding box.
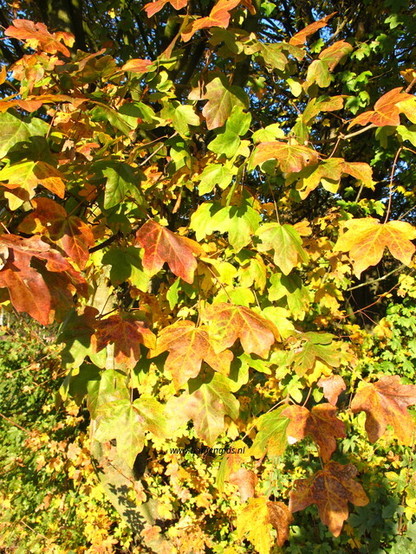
[160,101,200,135]
[199,163,235,195]
[189,75,248,130]
[250,407,289,458]
[208,106,251,158]
[93,161,146,209]
[95,396,168,468]
[0,112,48,159]
[190,201,261,251]
[167,373,239,446]
[256,223,309,275]
[102,246,150,291]
[268,273,310,320]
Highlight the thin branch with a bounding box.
[384,147,402,223]
[346,264,405,292]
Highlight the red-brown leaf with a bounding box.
[282,403,346,461]
[135,220,199,283]
[19,198,94,269]
[94,314,155,369]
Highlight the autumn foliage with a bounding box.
[1,1,416,551]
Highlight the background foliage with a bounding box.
[1,0,416,551]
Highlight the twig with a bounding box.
[384,147,402,223]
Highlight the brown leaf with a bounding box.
[318,375,346,406]
[282,403,346,461]
[203,302,279,358]
[94,314,155,369]
[135,219,199,284]
[351,375,416,444]
[267,501,293,547]
[289,461,369,537]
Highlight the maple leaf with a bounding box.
[167,373,239,445]
[251,141,319,173]
[93,371,168,467]
[144,0,188,18]
[351,375,416,444]
[318,375,346,406]
[229,468,257,501]
[287,332,342,376]
[122,59,154,73]
[306,41,353,88]
[349,87,415,128]
[19,197,94,268]
[0,161,66,198]
[237,497,292,551]
[317,375,347,406]
[290,462,368,537]
[94,314,155,369]
[0,234,86,324]
[334,217,416,277]
[289,13,336,46]
[152,320,233,389]
[202,302,279,358]
[5,19,74,56]
[250,407,289,458]
[189,75,248,130]
[256,223,309,275]
[181,0,241,42]
[282,403,346,461]
[135,220,199,284]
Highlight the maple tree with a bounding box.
[1,0,416,551]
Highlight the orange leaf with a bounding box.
[122,59,154,73]
[5,19,74,57]
[135,220,199,283]
[334,217,416,277]
[94,314,155,369]
[289,462,369,537]
[181,0,241,42]
[0,160,66,198]
[318,40,353,70]
[289,13,336,46]
[252,141,319,173]
[0,234,86,324]
[318,375,346,406]
[144,0,188,18]
[282,403,346,461]
[351,375,416,444]
[203,302,278,358]
[18,198,95,269]
[152,320,233,389]
[349,87,414,128]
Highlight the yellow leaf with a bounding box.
[334,218,416,277]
